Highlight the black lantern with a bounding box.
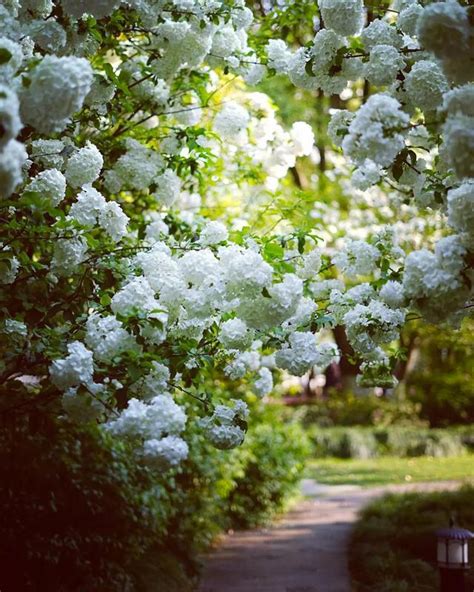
[436,525,473,592]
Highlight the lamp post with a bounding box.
[436,524,473,592]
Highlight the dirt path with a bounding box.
[198,480,461,592]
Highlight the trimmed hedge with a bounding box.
[308,426,473,459]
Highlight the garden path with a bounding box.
[198,480,461,592]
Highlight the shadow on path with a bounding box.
[198,480,461,592]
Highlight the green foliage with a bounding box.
[349,487,474,591]
[285,393,426,428]
[306,426,472,459]
[0,401,309,591]
[404,321,474,427]
[224,408,310,528]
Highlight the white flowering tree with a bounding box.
[0,0,472,468]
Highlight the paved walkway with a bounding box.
[198,480,461,592]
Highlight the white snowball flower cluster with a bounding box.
[253,367,273,397]
[213,102,250,139]
[111,276,157,317]
[404,60,448,111]
[20,56,93,133]
[200,399,249,450]
[318,0,365,37]
[297,249,322,280]
[344,301,405,359]
[65,142,103,188]
[290,122,315,157]
[442,115,474,180]
[62,388,104,423]
[51,235,88,276]
[153,169,182,207]
[69,186,129,241]
[218,318,253,350]
[398,2,424,37]
[25,168,66,207]
[361,19,402,50]
[85,313,135,362]
[342,94,409,168]
[200,220,228,246]
[0,84,21,149]
[275,331,338,376]
[104,138,164,193]
[327,110,354,147]
[365,45,405,86]
[332,239,380,277]
[142,436,189,468]
[266,39,292,74]
[447,182,474,236]
[379,281,405,309]
[403,236,468,322]
[50,341,94,390]
[0,37,23,82]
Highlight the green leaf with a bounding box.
[0,48,12,65]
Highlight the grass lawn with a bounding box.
[349,486,474,592]
[304,455,474,487]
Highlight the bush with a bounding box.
[349,486,474,592]
[288,393,427,429]
[0,401,309,591]
[307,426,471,459]
[224,406,310,529]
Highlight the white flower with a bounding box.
[404,60,448,111]
[200,220,228,246]
[397,2,424,37]
[153,169,181,207]
[111,276,157,316]
[0,139,27,199]
[219,318,253,350]
[416,0,470,62]
[69,186,106,226]
[290,121,314,157]
[85,313,135,362]
[266,39,292,74]
[25,168,66,207]
[51,235,88,276]
[442,115,474,179]
[327,110,354,147]
[142,436,189,467]
[365,45,405,86]
[447,182,474,235]
[200,400,248,450]
[20,56,93,133]
[379,281,405,309]
[318,0,364,37]
[442,84,474,117]
[361,19,402,50]
[219,245,273,298]
[275,331,337,376]
[50,341,94,390]
[253,367,273,397]
[62,388,103,423]
[332,239,379,277]
[213,102,249,139]
[0,84,21,149]
[3,318,27,337]
[297,249,322,279]
[65,142,103,188]
[342,94,409,168]
[0,37,23,82]
[98,201,129,242]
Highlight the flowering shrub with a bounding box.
[0,0,472,473]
